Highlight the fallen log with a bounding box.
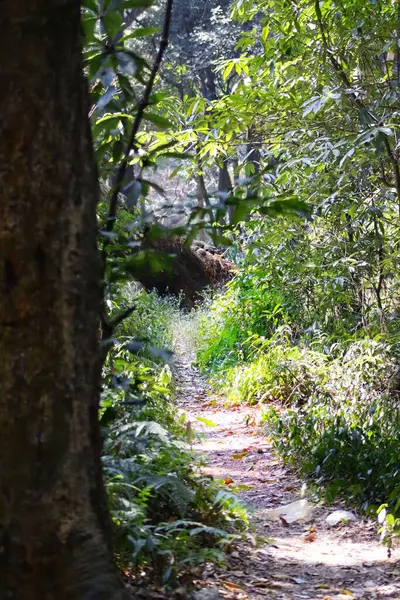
[136,235,235,308]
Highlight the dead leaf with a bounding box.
[304,532,317,542]
[224,477,234,485]
[340,589,354,597]
[232,451,248,459]
[279,516,290,527]
[221,580,246,592]
[252,581,271,589]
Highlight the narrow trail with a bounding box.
[173,337,400,600]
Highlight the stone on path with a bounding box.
[265,498,314,523]
[326,509,357,526]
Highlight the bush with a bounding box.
[221,327,327,405]
[261,339,400,522]
[194,248,400,543]
[195,268,294,374]
[195,280,400,541]
[101,285,247,582]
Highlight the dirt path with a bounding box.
[173,340,400,600]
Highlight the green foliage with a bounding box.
[101,287,247,581]
[195,223,400,542]
[104,414,243,579]
[111,285,177,350]
[195,268,292,374]
[222,328,327,405]
[83,0,251,580]
[85,0,400,561]
[261,338,400,518]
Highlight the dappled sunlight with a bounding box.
[265,533,391,567]
[174,336,400,599]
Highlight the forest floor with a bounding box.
[173,334,400,600]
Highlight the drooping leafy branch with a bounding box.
[91,0,174,345]
[103,0,174,239]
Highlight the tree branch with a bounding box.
[99,0,174,357]
[315,0,400,216]
[103,0,174,239]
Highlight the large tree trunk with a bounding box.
[0,2,127,599]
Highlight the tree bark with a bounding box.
[218,159,233,225]
[0,2,128,599]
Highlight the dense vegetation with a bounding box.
[87,0,400,569]
[189,0,400,545]
[2,0,400,596]
[101,288,246,582]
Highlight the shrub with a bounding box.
[194,257,400,543]
[195,268,294,374]
[261,339,400,522]
[101,285,247,581]
[222,327,328,404]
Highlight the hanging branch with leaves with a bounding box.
[89,0,174,348]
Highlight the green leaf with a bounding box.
[262,23,270,42]
[82,16,98,44]
[196,417,217,427]
[83,0,99,14]
[143,112,173,129]
[223,61,235,81]
[121,0,154,8]
[103,11,123,39]
[231,201,253,224]
[159,152,193,161]
[120,27,161,43]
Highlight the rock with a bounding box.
[326,510,357,526]
[192,587,222,600]
[265,499,314,523]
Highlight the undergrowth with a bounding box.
[101,286,247,583]
[194,253,400,544]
